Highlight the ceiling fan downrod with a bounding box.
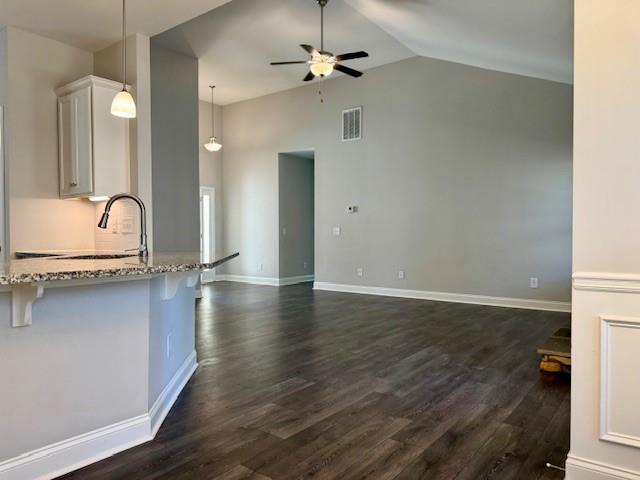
[318,0,328,51]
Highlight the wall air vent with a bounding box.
[342,107,362,142]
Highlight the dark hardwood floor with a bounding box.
[58,282,570,480]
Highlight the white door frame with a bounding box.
[0,106,6,261]
[199,186,216,283]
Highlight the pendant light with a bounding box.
[204,86,222,152]
[111,0,137,118]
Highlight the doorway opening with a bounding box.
[278,150,315,285]
[200,186,216,283]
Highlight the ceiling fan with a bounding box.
[270,0,369,82]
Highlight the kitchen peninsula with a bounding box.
[0,252,238,480]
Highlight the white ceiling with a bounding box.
[153,0,415,105]
[344,0,573,84]
[1,0,573,105]
[0,0,233,52]
[156,0,573,105]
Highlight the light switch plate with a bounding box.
[121,216,134,234]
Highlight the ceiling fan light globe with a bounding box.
[204,137,222,152]
[310,62,334,77]
[111,90,137,118]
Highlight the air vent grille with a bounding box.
[342,107,362,142]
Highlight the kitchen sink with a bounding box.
[52,254,137,260]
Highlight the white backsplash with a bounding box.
[94,201,140,252]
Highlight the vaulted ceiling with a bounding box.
[344,0,573,85]
[0,0,233,52]
[156,0,573,105]
[1,0,573,105]
[153,0,415,105]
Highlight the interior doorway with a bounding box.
[278,150,315,284]
[200,186,216,283]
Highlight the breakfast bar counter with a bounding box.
[0,252,239,480]
[1,251,239,285]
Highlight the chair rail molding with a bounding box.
[573,272,640,294]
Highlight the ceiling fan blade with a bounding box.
[300,44,319,56]
[335,51,369,61]
[270,61,308,65]
[334,63,363,78]
[303,71,315,82]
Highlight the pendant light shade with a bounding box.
[204,85,222,152]
[111,90,136,118]
[204,137,223,152]
[111,0,136,118]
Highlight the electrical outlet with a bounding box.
[303,261,308,270]
[282,227,287,236]
[166,333,173,359]
[530,277,539,289]
[258,263,264,272]
[121,216,134,234]
[398,270,405,280]
[333,226,341,236]
[357,267,364,277]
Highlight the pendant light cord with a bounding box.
[122,0,127,91]
[210,86,215,137]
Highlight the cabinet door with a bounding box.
[92,84,129,197]
[58,87,93,197]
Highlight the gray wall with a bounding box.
[0,278,196,465]
[222,56,573,302]
[278,153,314,279]
[0,283,149,462]
[150,42,199,252]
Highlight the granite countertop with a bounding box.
[0,251,239,285]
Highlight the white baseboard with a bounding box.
[216,274,280,286]
[217,274,314,287]
[0,351,198,480]
[278,275,315,286]
[566,454,640,480]
[149,351,198,437]
[313,282,571,313]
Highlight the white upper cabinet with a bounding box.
[56,76,129,199]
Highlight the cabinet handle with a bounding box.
[70,181,78,187]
